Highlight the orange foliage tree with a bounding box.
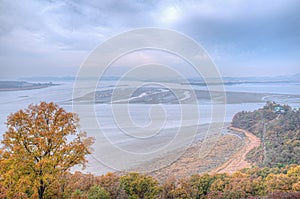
[0,102,94,199]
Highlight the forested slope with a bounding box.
[232,102,300,167]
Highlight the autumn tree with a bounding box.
[189,173,217,198]
[62,171,98,197]
[70,189,87,199]
[222,172,257,198]
[287,165,300,191]
[209,174,231,192]
[265,173,297,192]
[162,177,193,199]
[120,172,162,199]
[0,102,94,199]
[97,172,124,198]
[87,185,110,199]
[161,176,177,199]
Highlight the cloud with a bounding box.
[159,0,300,76]
[0,0,299,78]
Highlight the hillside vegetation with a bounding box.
[2,166,299,199]
[232,102,300,167]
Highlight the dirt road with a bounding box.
[210,127,261,174]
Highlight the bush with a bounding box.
[88,185,110,199]
[71,189,86,199]
[120,173,162,199]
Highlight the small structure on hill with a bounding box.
[273,105,286,114]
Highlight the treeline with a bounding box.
[232,102,300,167]
[2,165,299,199]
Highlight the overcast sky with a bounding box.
[0,0,300,79]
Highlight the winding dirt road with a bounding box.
[210,127,261,174]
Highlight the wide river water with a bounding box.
[0,80,299,174]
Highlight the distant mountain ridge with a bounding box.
[17,73,300,83]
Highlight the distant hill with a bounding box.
[19,76,75,82]
[16,73,300,84]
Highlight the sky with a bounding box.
[0,0,300,79]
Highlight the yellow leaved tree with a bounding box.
[0,102,94,199]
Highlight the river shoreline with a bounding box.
[116,124,249,181]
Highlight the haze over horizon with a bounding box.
[1,0,300,79]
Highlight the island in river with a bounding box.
[0,81,58,91]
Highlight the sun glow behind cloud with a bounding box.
[160,6,181,25]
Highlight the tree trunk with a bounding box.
[38,180,45,199]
